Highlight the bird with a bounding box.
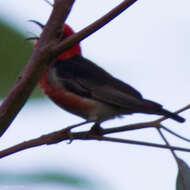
[33,22,185,129]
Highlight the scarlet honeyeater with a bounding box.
[37,23,185,125]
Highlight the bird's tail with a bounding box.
[143,99,185,123]
[158,109,185,123]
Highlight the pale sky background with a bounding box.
[0,0,190,190]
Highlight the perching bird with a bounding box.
[35,23,185,126]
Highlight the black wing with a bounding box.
[53,55,144,108]
[52,55,185,123]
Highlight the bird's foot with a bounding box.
[89,123,103,136]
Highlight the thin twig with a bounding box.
[161,125,190,143]
[102,121,157,134]
[44,0,53,7]
[91,135,190,153]
[156,127,187,189]
[156,127,179,163]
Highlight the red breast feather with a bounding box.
[39,24,95,118]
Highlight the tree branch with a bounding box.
[52,0,138,55]
[0,105,189,159]
[0,123,190,159]
[0,0,138,137]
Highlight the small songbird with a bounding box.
[35,22,185,127]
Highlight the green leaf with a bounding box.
[176,158,190,190]
[0,18,43,98]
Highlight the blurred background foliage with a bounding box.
[0,18,43,98]
[0,170,99,190]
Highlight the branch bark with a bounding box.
[52,0,138,55]
[0,105,189,159]
[0,122,189,159]
[0,0,138,137]
[0,0,76,137]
